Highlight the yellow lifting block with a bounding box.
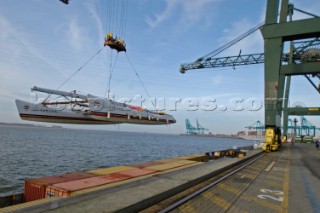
[107,32,113,39]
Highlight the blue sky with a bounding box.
[0,0,320,134]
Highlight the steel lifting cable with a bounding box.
[115,0,120,36]
[119,0,128,39]
[201,21,264,59]
[122,0,128,39]
[56,48,104,90]
[104,0,109,32]
[109,0,115,32]
[42,47,104,102]
[105,52,119,98]
[119,0,124,38]
[125,53,156,109]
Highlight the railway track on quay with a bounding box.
[140,152,269,213]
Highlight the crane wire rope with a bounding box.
[120,0,128,39]
[102,0,128,99]
[200,21,264,60]
[125,53,156,109]
[41,47,104,102]
[57,48,104,90]
[105,52,119,98]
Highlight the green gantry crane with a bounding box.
[180,1,320,151]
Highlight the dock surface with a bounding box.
[1,143,320,213]
[164,143,320,213]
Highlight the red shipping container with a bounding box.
[129,161,163,168]
[46,173,130,198]
[117,169,156,178]
[24,172,96,202]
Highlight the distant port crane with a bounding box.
[245,120,265,132]
[287,117,320,137]
[245,118,320,137]
[185,119,208,134]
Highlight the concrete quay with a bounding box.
[1,143,319,213]
[166,143,320,213]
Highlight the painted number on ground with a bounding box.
[257,189,284,202]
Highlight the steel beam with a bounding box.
[280,62,320,75]
[283,76,291,135]
[286,107,320,115]
[261,18,320,41]
[264,37,283,127]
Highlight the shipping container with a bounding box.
[117,168,156,178]
[162,162,203,174]
[155,158,181,163]
[72,162,202,197]
[86,166,136,176]
[128,161,163,168]
[145,161,190,172]
[175,154,209,162]
[45,173,130,198]
[24,172,96,202]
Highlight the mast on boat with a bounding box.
[32,86,87,100]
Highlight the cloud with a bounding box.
[66,18,89,51]
[146,0,220,29]
[0,14,14,40]
[0,14,65,76]
[86,1,104,46]
[212,75,222,87]
[145,1,176,28]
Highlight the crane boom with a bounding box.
[180,38,320,73]
[180,53,265,73]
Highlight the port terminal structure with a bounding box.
[185,119,209,134]
[245,118,320,137]
[180,0,320,151]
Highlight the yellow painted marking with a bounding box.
[265,161,276,172]
[177,202,198,213]
[218,183,242,196]
[237,170,257,177]
[281,147,290,213]
[242,194,282,212]
[267,174,283,181]
[264,180,283,187]
[203,191,230,210]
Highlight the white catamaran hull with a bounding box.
[15,89,176,125]
[15,86,176,125]
[15,100,116,124]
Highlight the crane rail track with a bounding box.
[155,153,266,213]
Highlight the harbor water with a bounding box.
[0,125,256,197]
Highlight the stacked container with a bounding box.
[45,173,130,198]
[24,172,96,202]
[24,155,206,200]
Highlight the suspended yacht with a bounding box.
[15,86,176,125]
